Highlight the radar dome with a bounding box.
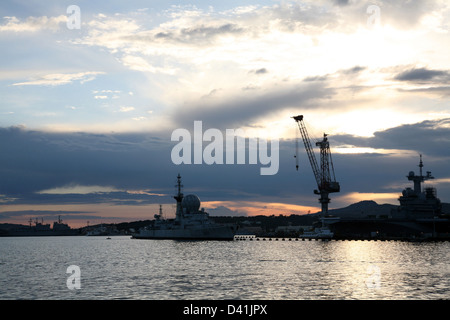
[182,194,201,213]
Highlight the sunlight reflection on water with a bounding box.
[0,236,449,299]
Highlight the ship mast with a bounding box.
[408,154,434,195]
[174,174,184,221]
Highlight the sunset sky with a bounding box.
[1,0,450,228]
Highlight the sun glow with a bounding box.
[340,192,399,205]
[203,200,319,216]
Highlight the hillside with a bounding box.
[327,200,398,218]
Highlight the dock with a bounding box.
[233,235,450,242]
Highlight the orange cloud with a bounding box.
[339,192,399,205]
[202,200,319,216]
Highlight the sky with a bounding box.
[1,0,450,228]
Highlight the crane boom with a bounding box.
[293,115,321,188]
[292,115,340,218]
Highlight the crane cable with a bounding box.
[295,124,299,171]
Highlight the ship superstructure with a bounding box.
[395,155,442,219]
[0,216,78,236]
[132,174,237,240]
[329,155,449,240]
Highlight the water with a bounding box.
[0,236,449,300]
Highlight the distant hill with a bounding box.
[328,200,450,218]
[327,200,397,218]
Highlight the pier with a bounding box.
[233,235,450,242]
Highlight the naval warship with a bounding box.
[330,155,449,239]
[0,216,79,237]
[132,174,238,240]
[394,154,442,219]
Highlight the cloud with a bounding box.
[0,15,67,33]
[333,118,450,157]
[119,106,135,112]
[73,4,337,74]
[384,65,450,97]
[12,71,105,86]
[0,118,449,219]
[340,65,367,75]
[394,67,450,82]
[333,0,350,6]
[0,210,95,220]
[152,23,245,45]
[1,2,450,216]
[398,86,450,97]
[120,55,177,74]
[205,205,246,217]
[172,81,334,130]
[0,126,171,195]
[249,68,268,75]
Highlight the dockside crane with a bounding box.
[292,115,340,222]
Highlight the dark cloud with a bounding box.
[0,210,99,222]
[303,65,367,83]
[249,68,268,75]
[0,126,173,195]
[0,125,318,208]
[333,0,350,6]
[303,75,328,82]
[394,67,450,82]
[131,23,245,46]
[340,65,367,75]
[1,117,449,212]
[2,191,172,206]
[398,86,450,97]
[333,118,450,157]
[180,23,243,39]
[173,82,335,130]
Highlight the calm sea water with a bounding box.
[0,236,449,300]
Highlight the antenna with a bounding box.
[174,174,184,221]
[175,173,183,196]
[419,154,423,178]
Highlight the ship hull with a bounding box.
[132,225,236,240]
[0,230,80,237]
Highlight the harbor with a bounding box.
[2,118,449,241]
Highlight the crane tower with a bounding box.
[293,115,340,221]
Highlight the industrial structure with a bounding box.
[292,115,340,221]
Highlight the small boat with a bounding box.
[299,227,334,239]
